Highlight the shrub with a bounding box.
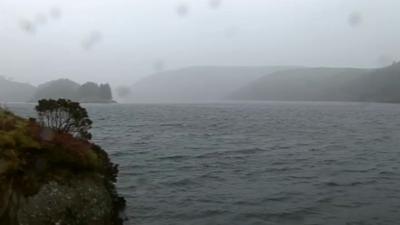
[35,99,92,140]
[0,106,126,224]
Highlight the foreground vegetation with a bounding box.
[0,100,125,225]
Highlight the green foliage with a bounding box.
[32,79,114,103]
[0,109,41,177]
[78,82,100,100]
[78,82,113,102]
[35,99,93,140]
[99,84,112,100]
[0,107,125,225]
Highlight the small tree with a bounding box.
[99,83,113,100]
[35,99,92,140]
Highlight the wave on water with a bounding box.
[8,102,400,225]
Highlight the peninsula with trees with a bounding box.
[3,62,400,103]
[0,99,125,225]
[0,78,116,103]
[32,79,116,103]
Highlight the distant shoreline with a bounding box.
[2,100,118,104]
[78,99,118,104]
[5,99,400,106]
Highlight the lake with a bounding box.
[8,101,400,225]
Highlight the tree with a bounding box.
[99,83,113,100]
[78,82,100,100]
[35,99,92,140]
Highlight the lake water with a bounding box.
[8,101,400,225]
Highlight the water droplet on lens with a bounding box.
[50,7,62,19]
[82,31,102,50]
[348,11,362,28]
[209,0,222,9]
[176,3,189,17]
[19,19,36,34]
[116,86,132,98]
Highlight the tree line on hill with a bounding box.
[2,62,400,103]
[0,78,114,103]
[32,79,114,103]
[127,62,400,103]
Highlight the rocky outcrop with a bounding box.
[18,178,112,225]
[0,109,125,225]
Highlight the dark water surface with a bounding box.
[8,102,400,225]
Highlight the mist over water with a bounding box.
[3,1,400,224]
[2,0,400,86]
[9,102,400,225]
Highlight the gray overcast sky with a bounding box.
[1,0,399,86]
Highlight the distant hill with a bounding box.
[229,67,370,102]
[33,79,80,101]
[229,63,400,103]
[350,62,400,102]
[0,77,36,102]
[4,63,400,104]
[128,66,294,102]
[32,79,115,103]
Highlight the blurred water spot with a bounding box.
[176,3,189,17]
[153,59,166,72]
[19,19,36,34]
[209,0,222,9]
[82,31,102,50]
[35,14,48,25]
[116,86,132,98]
[348,11,362,28]
[50,7,62,19]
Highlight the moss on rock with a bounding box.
[0,108,126,225]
